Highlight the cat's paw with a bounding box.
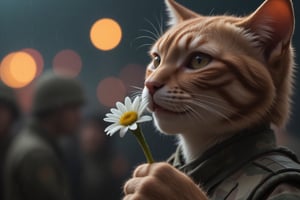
[123,162,209,200]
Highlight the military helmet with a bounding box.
[0,81,20,118]
[32,73,85,115]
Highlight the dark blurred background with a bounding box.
[0,0,299,199]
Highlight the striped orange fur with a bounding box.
[142,0,295,162]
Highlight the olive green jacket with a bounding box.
[168,125,300,200]
[4,121,71,200]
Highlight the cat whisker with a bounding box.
[188,100,232,123]
[191,95,247,120]
[191,93,228,104]
[139,29,160,40]
[129,87,143,99]
[130,86,144,90]
[191,97,235,114]
[183,105,195,121]
[130,92,142,99]
[144,18,161,39]
[136,43,153,50]
[208,8,215,16]
[155,12,164,37]
[130,37,153,50]
[132,17,162,51]
[156,97,205,122]
[135,35,157,42]
[185,105,205,122]
[131,33,155,50]
[190,94,249,121]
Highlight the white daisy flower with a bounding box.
[104,96,152,138]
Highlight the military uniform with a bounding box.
[168,125,300,199]
[5,73,85,200]
[4,73,85,200]
[4,120,71,200]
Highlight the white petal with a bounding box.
[125,97,132,110]
[104,123,118,133]
[107,125,123,136]
[132,96,140,111]
[105,113,120,120]
[137,115,152,123]
[111,108,122,116]
[116,102,127,113]
[129,123,138,130]
[107,130,117,137]
[119,127,129,138]
[106,113,119,118]
[103,118,119,123]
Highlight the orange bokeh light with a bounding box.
[53,49,82,78]
[22,48,44,77]
[90,18,122,51]
[0,52,37,88]
[97,77,127,107]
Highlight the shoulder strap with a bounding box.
[210,148,300,200]
[249,148,300,199]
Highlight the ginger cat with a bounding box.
[142,0,295,163]
[123,1,299,199]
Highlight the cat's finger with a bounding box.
[133,164,151,177]
[123,178,142,194]
[123,194,140,200]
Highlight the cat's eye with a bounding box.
[152,55,161,69]
[187,53,211,70]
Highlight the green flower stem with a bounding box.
[132,126,155,164]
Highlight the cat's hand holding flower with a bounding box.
[104,96,154,163]
[105,97,208,199]
[123,163,209,200]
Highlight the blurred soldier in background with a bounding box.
[0,81,20,200]
[79,114,128,200]
[4,73,85,200]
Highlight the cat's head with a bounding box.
[142,0,295,136]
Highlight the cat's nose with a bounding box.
[145,81,164,96]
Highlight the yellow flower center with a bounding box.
[119,111,138,126]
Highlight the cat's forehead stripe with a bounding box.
[156,22,196,52]
[189,36,205,50]
[178,34,190,49]
[158,33,172,52]
[153,17,239,59]
[158,19,214,53]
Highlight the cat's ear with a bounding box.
[239,0,295,60]
[165,0,200,26]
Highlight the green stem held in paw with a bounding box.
[131,126,155,164]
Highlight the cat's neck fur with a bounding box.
[177,124,272,163]
[178,129,234,164]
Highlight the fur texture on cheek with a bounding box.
[142,87,154,112]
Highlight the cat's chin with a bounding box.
[152,108,195,135]
[149,102,189,115]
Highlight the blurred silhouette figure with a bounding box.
[79,114,128,200]
[0,81,20,200]
[4,73,85,200]
[58,134,82,200]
